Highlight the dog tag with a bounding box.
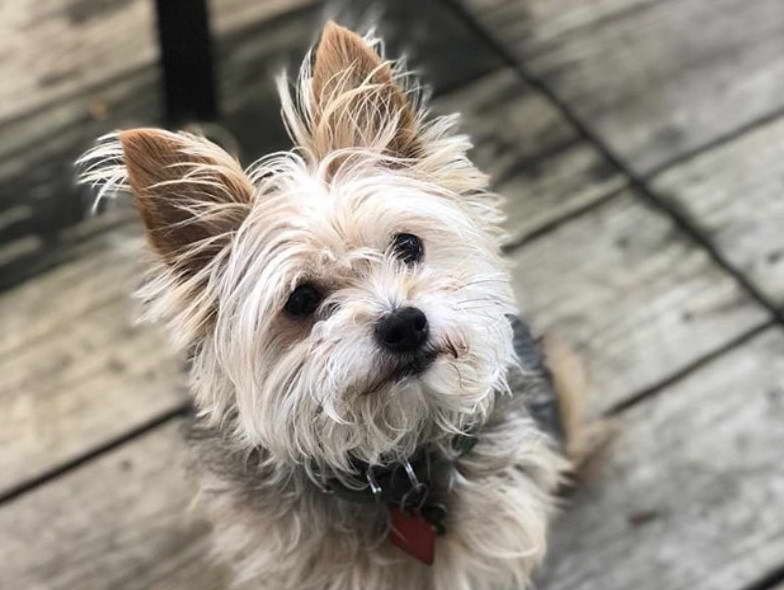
[389,506,436,565]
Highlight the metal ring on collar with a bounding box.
[403,459,419,488]
[366,469,382,501]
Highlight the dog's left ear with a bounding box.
[306,21,421,160]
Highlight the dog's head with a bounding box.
[80,23,516,474]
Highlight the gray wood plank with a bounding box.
[650,115,784,307]
[0,0,313,124]
[0,0,157,123]
[0,221,188,496]
[0,420,231,590]
[0,220,142,357]
[433,70,626,245]
[508,191,769,413]
[539,327,784,590]
[466,0,658,52]
[465,0,784,173]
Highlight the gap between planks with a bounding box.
[740,563,784,590]
[605,318,776,415]
[439,0,784,327]
[0,404,190,506]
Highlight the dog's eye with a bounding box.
[392,233,424,265]
[284,283,323,317]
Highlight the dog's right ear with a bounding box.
[81,129,253,278]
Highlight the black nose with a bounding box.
[375,307,429,353]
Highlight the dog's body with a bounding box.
[79,22,571,590]
[191,316,565,589]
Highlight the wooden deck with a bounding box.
[2,1,784,588]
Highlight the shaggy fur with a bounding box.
[78,22,570,590]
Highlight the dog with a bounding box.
[78,21,578,590]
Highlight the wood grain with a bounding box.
[0,220,142,357]
[0,222,188,496]
[651,116,784,306]
[465,0,784,173]
[508,190,770,413]
[539,327,784,590]
[0,420,231,590]
[0,0,314,123]
[465,0,659,54]
[433,70,626,244]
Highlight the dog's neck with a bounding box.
[317,426,479,504]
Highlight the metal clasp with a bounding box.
[403,459,420,488]
[400,459,429,510]
[366,468,382,502]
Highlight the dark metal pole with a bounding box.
[154,0,219,127]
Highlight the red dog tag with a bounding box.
[389,506,436,565]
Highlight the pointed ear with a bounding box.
[117,129,253,276]
[308,21,420,159]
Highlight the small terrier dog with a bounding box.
[79,21,575,590]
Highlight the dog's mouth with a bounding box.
[390,348,440,381]
[354,339,463,396]
[357,349,441,395]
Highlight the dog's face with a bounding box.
[80,23,516,472]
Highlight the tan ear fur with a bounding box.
[309,21,420,160]
[119,128,252,275]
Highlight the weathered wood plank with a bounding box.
[508,191,769,413]
[0,0,314,124]
[466,0,658,53]
[0,298,187,496]
[651,115,784,307]
[433,70,625,244]
[0,420,231,590]
[464,0,784,173]
[0,221,190,496]
[212,0,315,35]
[0,0,157,123]
[539,327,784,590]
[0,219,141,356]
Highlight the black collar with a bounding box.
[322,432,477,507]
[320,432,478,535]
